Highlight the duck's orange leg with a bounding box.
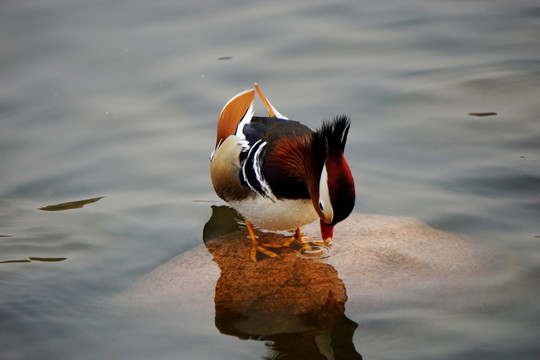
[281,227,327,251]
[245,220,279,261]
[282,227,305,247]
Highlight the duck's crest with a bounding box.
[316,115,351,154]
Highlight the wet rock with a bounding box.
[117,211,510,358]
[119,211,510,316]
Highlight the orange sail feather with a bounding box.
[215,89,255,147]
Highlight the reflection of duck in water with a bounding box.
[203,205,363,360]
[209,84,355,261]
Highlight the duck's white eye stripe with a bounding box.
[318,164,334,223]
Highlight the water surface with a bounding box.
[1,0,539,359]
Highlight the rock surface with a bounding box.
[116,211,512,359]
[119,212,510,320]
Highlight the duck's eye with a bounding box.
[319,201,324,211]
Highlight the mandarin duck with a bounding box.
[210,84,355,261]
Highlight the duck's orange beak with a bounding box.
[320,220,334,243]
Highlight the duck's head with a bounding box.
[312,116,355,243]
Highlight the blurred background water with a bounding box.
[1,0,539,359]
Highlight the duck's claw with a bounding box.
[252,244,280,261]
[246,220,280,261]
[245,223,325,261]
[292,228,305,246]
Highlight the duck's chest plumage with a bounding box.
[230,197,318,231]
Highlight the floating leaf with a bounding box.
[38,196,104,211]
[216,56,232,61]
[0,259,31,264]
[28,257,67,262]
[468,112,497,117]
[0,257,67,264]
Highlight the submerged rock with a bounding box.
[119,207,509,322]
[118,208,511,359]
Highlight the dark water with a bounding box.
[1,0,539,359]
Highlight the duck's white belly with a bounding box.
[230,197,318,231]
